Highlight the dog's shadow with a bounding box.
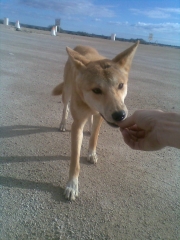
[0,155,70,202]
[0,175,66,202]
[0,125,91,202]
[0,124,90,138]
[0,125,58,138]
[0,155,89,203]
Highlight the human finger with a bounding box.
[117,114,136,128]
[120,128,142,150]
[128,124,143,131]
[120,128,145,139]
[129,129,145,138]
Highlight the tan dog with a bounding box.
[53,42,139,200]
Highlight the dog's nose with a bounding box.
[112,110,126,122]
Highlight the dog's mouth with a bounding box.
[100,114,119,128]
[106,121,119,128]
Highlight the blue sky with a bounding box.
[0,0,180,46]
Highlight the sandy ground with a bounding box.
[0,25,180,240]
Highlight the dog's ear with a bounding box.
[66,47,89,71]
[112,41,139,73]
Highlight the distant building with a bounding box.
[148,33,153,42]
[55,19,61,32]
[4,18,9,25]
[111,33,116,41]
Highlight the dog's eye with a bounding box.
[92,88,102,94]
[103,64,111,69]
[118,83,124,89]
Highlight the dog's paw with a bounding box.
[59,122,66,132]
[87,150,98,164]
[64,178,78,201]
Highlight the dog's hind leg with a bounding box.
[88,115,93,133]
[59,99,69,131]
[52,82,69,131]
[87,114,103,164]
[59,60,72,132]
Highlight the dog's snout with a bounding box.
[112,110,126,122]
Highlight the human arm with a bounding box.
[118,110,180,151]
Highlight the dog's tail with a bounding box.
[52,82,64,96]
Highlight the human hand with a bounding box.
[118,110,164,151]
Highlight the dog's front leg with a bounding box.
[88,114,103,164]
[64,118,87,201]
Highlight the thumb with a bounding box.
[117,114,135,128]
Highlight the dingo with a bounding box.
[53,42,139,200]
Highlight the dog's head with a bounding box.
[66,42,139,127]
